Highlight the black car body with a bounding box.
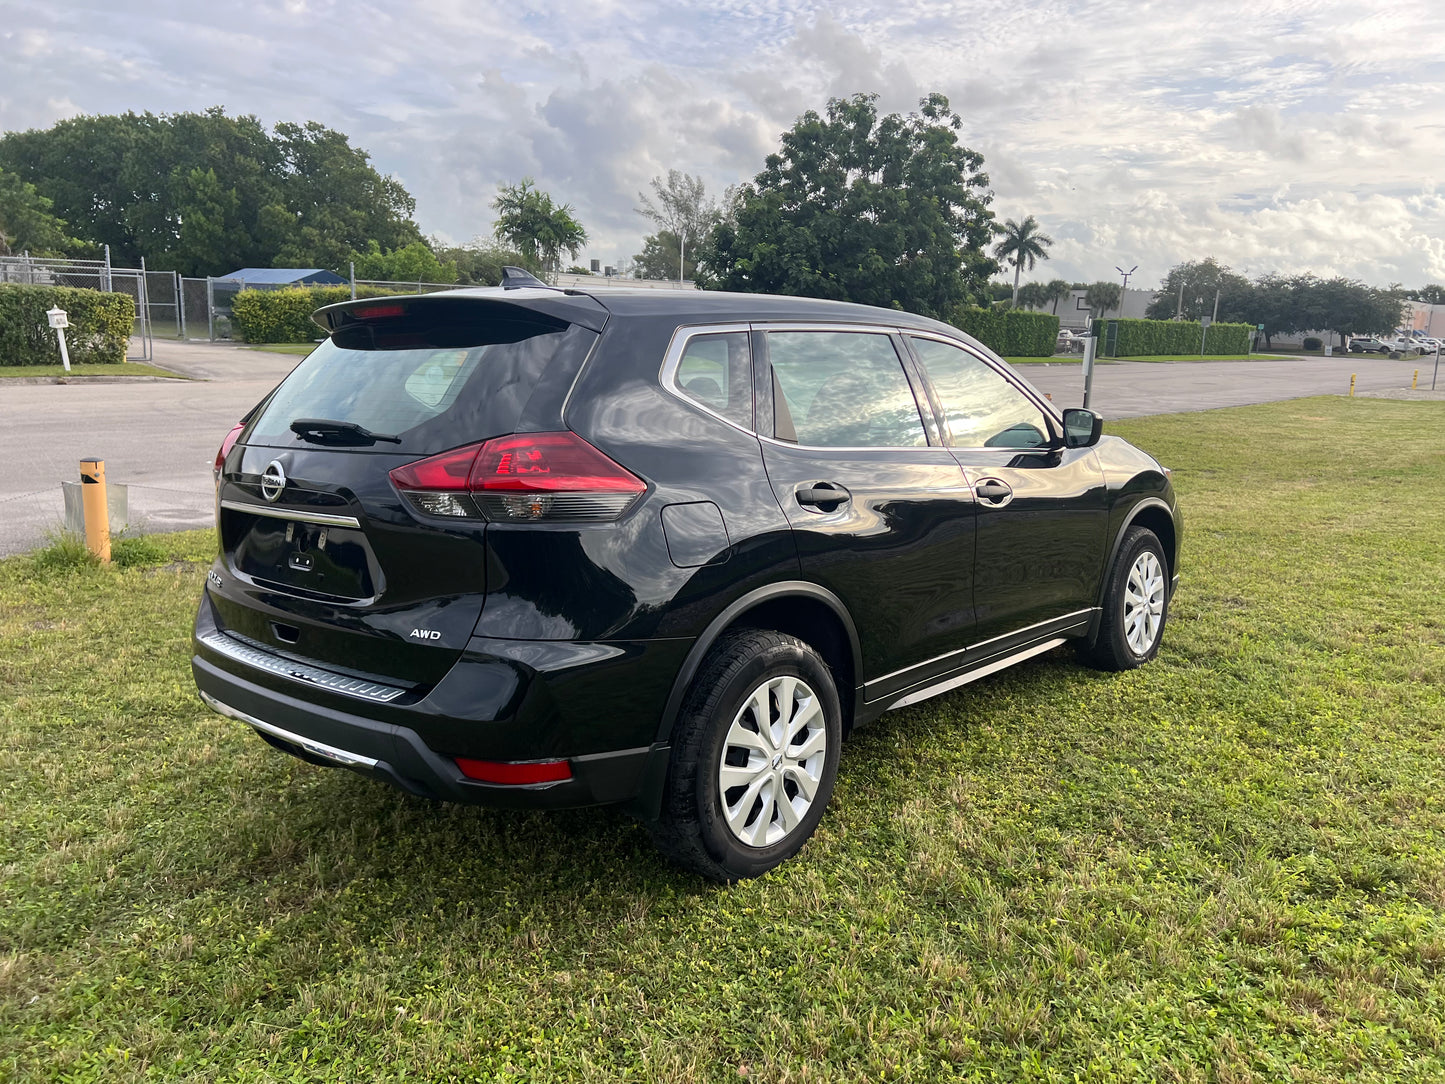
[194,283,1181,879]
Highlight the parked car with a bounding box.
[1055,328,1089,354]
[1348,337,1389,353]
[193,276,1182,880]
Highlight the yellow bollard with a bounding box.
[1413,369,1419,390]
[80,458,111,563]
[1349,374,1356,397]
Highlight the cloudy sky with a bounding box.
[3,0,1443,289]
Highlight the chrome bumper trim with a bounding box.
[220,499,361,529]
[199,690,380,770]
[198,630,406,703]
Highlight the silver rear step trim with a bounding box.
[199,630,407,703]
[890,637,1067,709]
[199,690,379,770]
[220,499,361,529]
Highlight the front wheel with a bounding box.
[1080,525,1170,671]
[649,630,842,882]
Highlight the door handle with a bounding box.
[796,483,850,510]
[974,478,1013,507]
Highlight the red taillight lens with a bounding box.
[454,757,572,785]
[213,423,244,482]
[352,303,406,319]
[388,432,644,522]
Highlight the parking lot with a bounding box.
[0,342,1435,557]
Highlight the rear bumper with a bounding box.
[191,594,681,811]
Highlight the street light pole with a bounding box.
[1115,265,1137,319]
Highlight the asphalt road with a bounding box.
[0,341,1437,557]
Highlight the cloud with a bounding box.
[1,0,1443,287]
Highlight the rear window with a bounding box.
[246,313,596,453]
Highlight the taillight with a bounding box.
[214,423,244,483]
[454,757,572,785]
[388,432,645,522]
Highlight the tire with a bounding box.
[649,629,842,882]
[1080,525,1169,671]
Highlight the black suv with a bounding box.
[194,281,1181,880]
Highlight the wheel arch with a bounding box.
[1099,498,1178,607]
[652,581,862,748]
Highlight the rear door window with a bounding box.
[246,315,596,454]
[672,331,752,428]
[766,331,928,448]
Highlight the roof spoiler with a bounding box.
[501,266,549,290]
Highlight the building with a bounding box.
[218,268,346,287]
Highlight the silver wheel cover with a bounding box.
[1124,550,1166,655]
[717,675,827,848]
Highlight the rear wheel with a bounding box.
[650,630,842,882]
[1080,525,1169,671]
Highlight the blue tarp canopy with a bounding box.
[220,268,346,285]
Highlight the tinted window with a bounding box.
[673,331,752,428]
[246,318,595,454]
[768,331,927,448]
[908,337,1050,449]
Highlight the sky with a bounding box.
[2,0,1444,290]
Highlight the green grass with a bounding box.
[4,398,1445,1081]
[1004,354,1277,365]
[0,361,184,379]
[245,342,320,356]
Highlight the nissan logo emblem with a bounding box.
[260,460,287,502]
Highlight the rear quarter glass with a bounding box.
[245,316,598,456]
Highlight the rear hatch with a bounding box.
[212,292,605,691]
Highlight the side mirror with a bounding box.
[1062,408,1103,448]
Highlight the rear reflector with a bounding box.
[454,758,573,785]
[389,432,645,522]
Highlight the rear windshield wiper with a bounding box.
[289,418,402,446]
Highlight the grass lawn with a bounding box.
[245,343,319,356]
[0,362,184,379]
[3,397,1445,1081]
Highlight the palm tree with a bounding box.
[1084,281,1122,320]
[994,216,1054,308]
[492,178,589,275]
[1044,279,1072,315]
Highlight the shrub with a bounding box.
[1091,318,1252,357]
[1302,337,1323,351]
[0,283,134,366]
[229,285,396,343]
[951,307,1060,357]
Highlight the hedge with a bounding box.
[0,283,135,366]
[951,308,1060,357]
[1090,317,1252,357]
[229,285,398,343]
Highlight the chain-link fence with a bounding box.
[0,253,159,360]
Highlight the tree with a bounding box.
[0,167,81,255]
[1145,258,1252,321]
[701,92,997,319]
[1015,281,1050,310]
[994,215,1052,307]
[491,178,588,274]
[429,237,541,286]
[1084,281,1122,319]
[349,239,457,284]
[636,171,718,281]
[1411,284,1445,305]
[1043,278,1072,315]
[0,108,422,275]
[633,230,702,281]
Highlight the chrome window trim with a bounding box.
[199,690,380,770]
[219,500,361,529]
[657,322,760,437]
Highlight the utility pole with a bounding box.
[1176,280,1185,319]
[1211,288,1220,323]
